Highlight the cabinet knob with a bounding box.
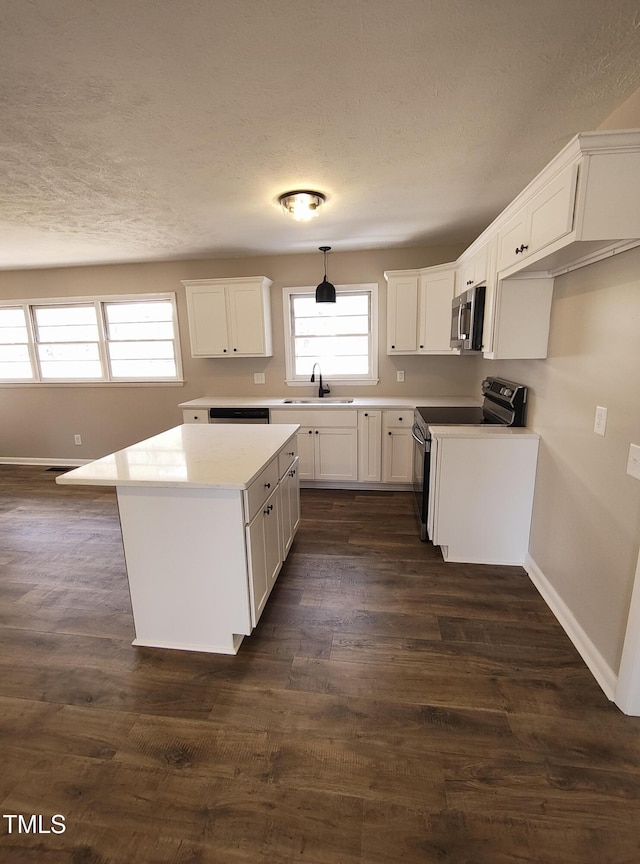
[223,348,227,352]
[419,344,424,348]
[466,279,473,285]
[388,431,392,435]
[315,430,319,434]
[289,469,296,477]
[264,504,273,515]
[288,451,295,456]
[308,430,313,434]
[364,412,368,417]
[399,417,403,421]
[514,243,529,255]
[233,348,237,352]
[264,482,271,489]
[391,344,395,349]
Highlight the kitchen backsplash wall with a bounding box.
[0,243,475,461]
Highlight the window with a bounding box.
[0,307,33,380]
[283,283,378,385]
[0,294,182,384]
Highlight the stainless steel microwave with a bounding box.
[450,284,485,352]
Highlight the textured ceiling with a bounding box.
[1,0,640,270]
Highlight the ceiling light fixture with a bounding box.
[279,190,325,221]
[316,246,336,303]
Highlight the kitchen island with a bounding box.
[57,423,300,654]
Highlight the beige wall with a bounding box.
[479,246,640,674]
[0,244,477,461]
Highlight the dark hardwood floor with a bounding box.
[1,464,640,863]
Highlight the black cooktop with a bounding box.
[415,405,485,426]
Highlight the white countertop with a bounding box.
[180,395,481,410]
[56,424,300,489]
[428,425,539,439]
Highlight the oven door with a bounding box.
[411,422,429,541]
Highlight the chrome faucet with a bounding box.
[310,362,330,398]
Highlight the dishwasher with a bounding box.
[208,407,270,424]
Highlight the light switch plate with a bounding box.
[594,405,607,436]
[627,444,640,480]
[396,370,405,383]
[254,372,266,384]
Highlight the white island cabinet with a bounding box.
[56,424,299,655]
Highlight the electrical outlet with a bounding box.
[627,444,640,480]
[396,370,405,383]
[594,406,607,436]
[254,372,265,384]
[74,434,82,445]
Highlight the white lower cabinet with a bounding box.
[272,410,359,482]
[246,485,281,626]
[358,410,382,482]
[428,431,539,565]
[382,410,413,483]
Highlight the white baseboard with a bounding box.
[0,457,89,467]
[525,552,617,701]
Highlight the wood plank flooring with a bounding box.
[1,464,640,862]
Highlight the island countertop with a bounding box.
[56,423,300,489]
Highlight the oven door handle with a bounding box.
[411,424,427,449]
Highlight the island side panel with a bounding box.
[116,485,251,654]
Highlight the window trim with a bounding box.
[0,293,183,385]
[282,283,379,386]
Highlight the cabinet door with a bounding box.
[296,428,315,480]
[496,209,529,272]
[246,509,269,626]
[263,489,282,590]
[227,282,268,356]
[418,268,457,353]
[386,273,419,353]
[527,163,577,255]
[459,245,487,292]
[246,488,281,627]
[314,428,358,481]
[383,429,413,483]
[358,411,382,482]
[186,285,229,356]
[279,457,300,558]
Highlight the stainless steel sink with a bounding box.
[282,398,354,404]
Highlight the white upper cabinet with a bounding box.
[385,263,457,355]
[385,271,420,353]
[492,130,640,278]
[458,243,488,294]
[496,163,578,272]
[182,277,273,358]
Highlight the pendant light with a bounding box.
[316,246,336,303]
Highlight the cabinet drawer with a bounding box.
[383,410,413,429]
[278,439,298,478]
[182,409,209,424]
[244,458,280,523]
